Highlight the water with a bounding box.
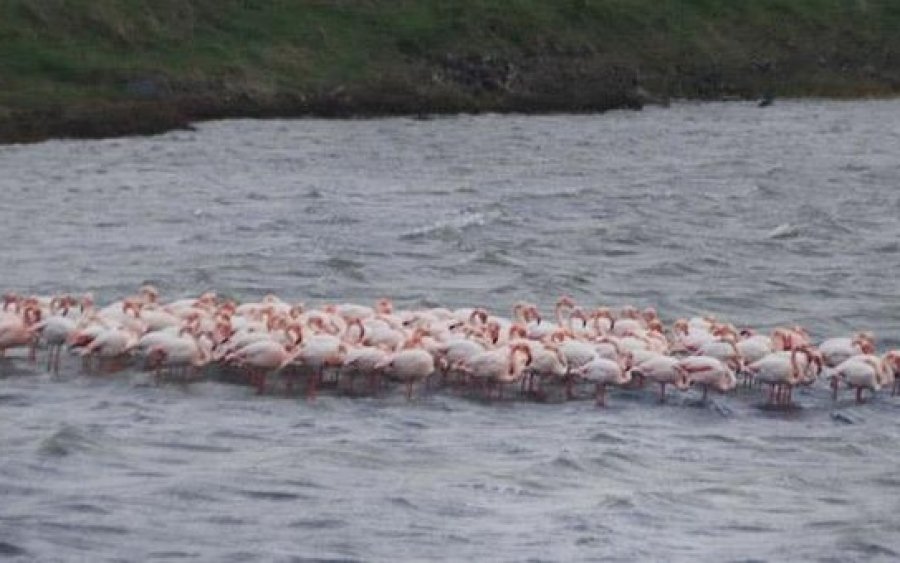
[2,100,900,561]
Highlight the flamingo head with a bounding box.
[288,303,304,319]
[718,368,738,392]
[146,346,167,368]
[570,307,588,328]
[508,343,533,373]
[486,320,501,344]
[618,351,634,371]
[373,355,395,373]
[712,323,737,340]
[218,301,237,316]
[619,305,639,320]
[508,323,527,340]
[123,299,142,317]
[23,306,42,326]
[325,344,348,367]
[469,308,488,325]
[375,298,393,315]
[548,328,570,344]
[139,285,159,304]
[852,333,876,355]
[512,302,529,322]
[2,292,19,312]
[674,365,691,391]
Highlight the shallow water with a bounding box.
[3,101,900,561]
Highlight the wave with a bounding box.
[399,210,500,240]
[767,223,801,239]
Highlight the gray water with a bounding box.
[2,101,900,561]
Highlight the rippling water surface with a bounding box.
[3,101,900,561]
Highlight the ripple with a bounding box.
[767,223,801,239]
[289,518,347,530]
[399,211,498,240]
[0,542,28,556]
[238,489,308,501]
[37,425,107,457]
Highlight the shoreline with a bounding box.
[6,87,900,146]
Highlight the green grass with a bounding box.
[1,0,899,140]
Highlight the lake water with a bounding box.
[2,101,900,561]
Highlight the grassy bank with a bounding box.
[1,0,899,143]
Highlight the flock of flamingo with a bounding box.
[1,286,898,407]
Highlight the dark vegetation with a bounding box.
[1,0,899,143]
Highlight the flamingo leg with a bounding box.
[406,378,414,401]
[307,368,321,401]
[286,372,295,396]
[856,387,864,404]
[702,384,709,402]
[595,383,606,407]
[658,382,667,403]
[346,371,355,395]
[257,370,268,395]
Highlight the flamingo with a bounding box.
[573,354,632,406]
[340,345,390,395]
[30,311,77,374]
[0,306,41,361]
[226,339,295,394]
[374,348,435,400]
[678,356,738,401]
[771,326,811,351]
[883,351,900,396]
[743,348,811,406]
[629,355,690,403]
[457,343,531,400]
[285,330,348,399]
[736,333,772,381]
[79,325,141,373]
[146,330,212,383]
[819,333,874,368]
[830,355,890,403]
[527,342,569,399]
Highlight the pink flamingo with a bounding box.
[374,348,436,400]
[573,354,633,406]
[457,343,531,401]
[678,356,738,401]
[629,355,690,403]
[830,355,891,404]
